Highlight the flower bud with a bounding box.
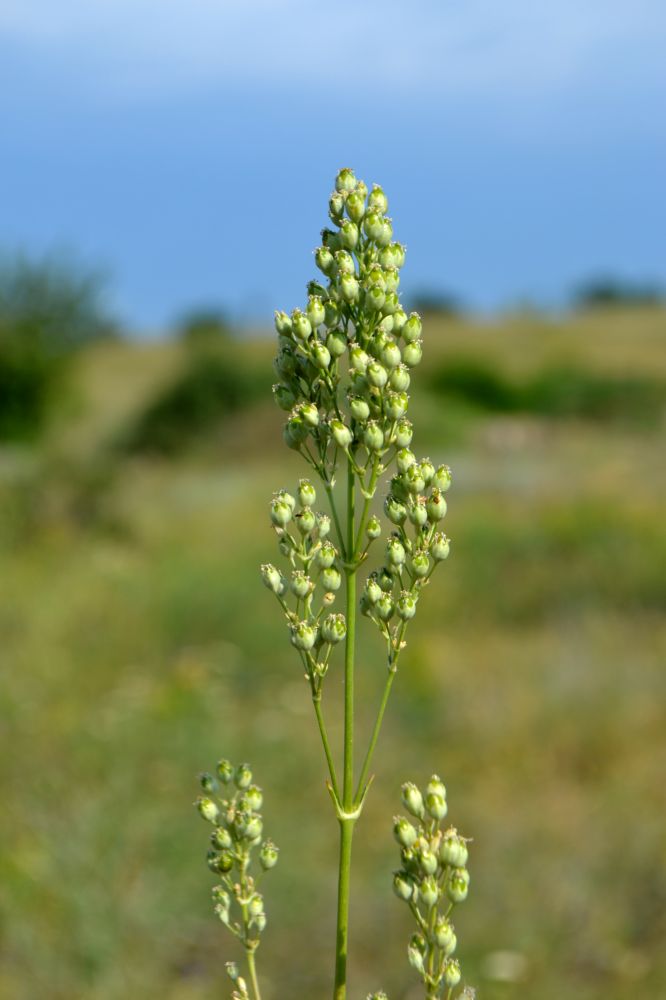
[420,875,439,908]
[410,552,430,579]
[420,459,435,487]
[316,541,336,569]
[384,391,408,421]
[402,312,422,343]
[261,563,285,595]
[291,621,317,651]
[216,759,233,783]
[365,576,383,604]
[365,283,387,313]
[340,219,359,250]
[444,958,461,988]
[327,330,347,357]
[235,763,253,789]
[391,308,408,333]
[244,784,263,811]
[384,495,407,525]
[368,184,388,213]
[396,591,417,620]
[253,913,267,933]
[312,342,331,370]
[208,848,234,873]
[340,274,360,303]
[197,796,220,823]
[403,340,423,367]
[378,566,394,592]
[440,829,469,868]
[200,771,218,795]
[425,791,447,820]
[349,396,370,421]
[378,314,394,336]
[384,267,400,292]
[395,418,413,448]
[291,308,312,340]
[248,893,264,918]
[393,870,414,901]
[366,515,382,539]
[317,513,331,538]
[330,419,353,449]
[349,346,368,373]
[375,594,394,621]
[335,250,355,276]
[284,413,307,449]
[321,566,342,592]
[433,464,452,492]
[329,190,345,223]
[364,420,384,451]
[382,291,400,317]
[379,339,401,370]
[290,570,312,598]
[273,383,296,411]
[335,167,357,193]
[367,362,388,388]
[431,532,450,561]
[295,507,316,534]
[408,934,426,974]
[416,839,438,875]
[427,490,447,522]
[324,300,340,327]
[393,816,418,848]
[274,310,292,335]
[405,464,425,495]
[377,218,393,248]
[260,839,279,870]
[447,867,470,903]
[401,782,425,818]
[211,824,233,850]
[270,497,293,527]
[408,498,428,527]
[386,537,406,567]
[321,612,347,644]
[363,209,384,242]
[435,917,457,955]
[307,295,326,329]
[315,245,336,276]
[346,188,366,222]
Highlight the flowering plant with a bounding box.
[195,168,473,1000]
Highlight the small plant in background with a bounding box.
[194,168,474,999]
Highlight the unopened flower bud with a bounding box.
[211,825,233,850]
[335,250,355,276]
[270,496,293,527]
[291,309,312,341]
[389,364,410,393]
[340,274,360,303]
[274,310,292,335]
[235,763,253,789]
[307,295,326,329]
[444,958,461,988]
[366,515,382,539]
[321,566,342,592]
[349,396,370,421]
[401,781,425,818]
[440,829,469,868]
[395,418,413,448]
[330,419,353,448]
[433,464,452,492]
[393,870,414,901]
[324,300,340,327]
[431,532,450,561]
[317,513,331,538]
[435,917,457,955]
[410,552,430,578]
[375,594,394,621]
[385,495,407,525]
[425,791,447,820]
[312,342,331,369]
[261,563,284,594]
[327,330,347,357]
[216,759,233,783]
[315,245,336,276]
[393,815,418,848]
[386,537,406,567]
[365,284,386,312]
[384,391,408,420]
[364,420,384,451]
[367,362,388,388]
[346,188,366,222]
[260,839,279,870]
[402,312,422,342]
[447,867,470,903]
[197,796,220,824]
[396,591,417,620]
[340,219,359,250]
[290,570,312,598]
[321,613,347,644]
[408,498,428,527]
[405,464,425,495]
[367,184,388,213]
[427,490,447,522]
[316,541,336,568]
[420,875,439,907]
[403,340,423,367]
[335,167,357,193]
[408,934,426,974]
[329,190,345,223]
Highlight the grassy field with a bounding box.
[1,306,665,999]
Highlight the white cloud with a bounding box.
[1,0,664,102]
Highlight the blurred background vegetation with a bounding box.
[1,255,665,1000]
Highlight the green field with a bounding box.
[1,306,665,999]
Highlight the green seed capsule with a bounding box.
[365,283,386,312]
[235,763,253,789]
[447,867,470,903]
[395,418,413,448]
[248,893,264,918]
[208,848,234,873]
[244,815,263,841]
[386,537,406,567]
[385,495,407,525]
[364,420,384,451]
[335,250,356,275]
[434,464,453,492]
[384,267,400,292]
[396,448,416,473]
[380,339,401,369]
[420,459,436,486]
[366,515,382,539]
[324,299,340,327]
[340,219,359,250]
[274,309,292,335]
[290,570,312,598]
[321,612,347,644]
[317,541,337,568]
[315,245,335,276]
[440,829,469,868]
[431,532,451,561]
[340,274,360,303]
[273,383,296,411]
[298,479,316,507]
[363,209,384,242]
[408,499,428,527]
[407,934,426,973]
[330,419,353,448]
[260,563,284,594]
[321,566,342,592]
[384,390,408,420]
[327,330,347,357]
[335,167,357,193]
[270,497,293,527]
[405,464,425,495]
[260,840,279,870]
[216,759,233,783]
[329,191,345,223]
[420,875,439,907]
[346,188,366,222]
[376,218,393,248]
[350,396,370,421]
[316,513,331,538]
[291,309,312,340]
[312,343,331,369]
[403,339,423,367]
[375,594,394,621]
[306,295,326,329]
[444,958,461,988]
[378,314,394,335]
[427,489,447,522]
[365,577,382,604]
[402,312,422,342]
[393,816,418,848]
[401,782,425,818]
[425,790,448,820]
[378,567,394,592]
[396,591,417,620]
[410,552,430,578]
[197,796,220,823]
[435,917,457,955]
[382,291,400,316]
[291,621,317,651]
[367,362,388,388]
[393,870,414,901]
[368,184,388,213]
[200,771,218,794]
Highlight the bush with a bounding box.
[0,254,113,440]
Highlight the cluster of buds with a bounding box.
[195,761,278,960]
[262,478,347,692]
[392,777,472,998]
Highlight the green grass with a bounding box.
[1,306,665,999]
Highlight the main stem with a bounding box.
[333,458,357,1000]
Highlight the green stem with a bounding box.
[353,667,396,805]
[313,695,341,804]
[333,457,357,1000]
[324,481,347,561]
[246,948,262,1000]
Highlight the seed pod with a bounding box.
[273,383,296,411]
[404,464,425,495]
[385,495,407,525]
[419,875,439,907]
[367,362,388,388]
[291,309,312,341]
[426,489,447,522]
[335,167,357,192]
[403,340,423,367]
[321,613,347,644]
[346,188,366,222]
[386,537,406,567]
[260,840,279,870]
[444,958,462,988]
[330,419,353,449]
[261,563,284,594]
[435,917,457,955]
[321,566,342,592]
[393,870,415,901]
[396,591,417,620]
[447,867,470,903]
[425,790,447,820]
[440,829,469,868]
[365,577,382,604]
[197,797,220,823]
[375,594,394,621]
[384,390,408,420]
[395,418,413,448]
[340,219,359,250]
[363,208,384,242]
[340,274,360,303]
[391,307,408,333]
[297,479,316,507]
[295,507,316,534]
[401,781,425,819]
[291,621,317,651]
[327,330,347,357]
[402,312,422,343]
[366,515,382,539]
[316,541,337,569]
[410,552,430,579]
[390,363,410,391]
[274,310,292,335]
[364,420,384,451]
[350,396,371,421]
[235,763,253,789]
[408,498,428,528]
[335,250,355,275]
[216,759,233,783]
[368,184,388,213]
[290,570,312,598]
[393,816,418,848]
[315,245,336,276]
[433,464,453,492]
[317,513,331,539]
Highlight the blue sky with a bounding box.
[1,0,665,330]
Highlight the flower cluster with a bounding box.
[392,777,472,998]
[195,761,278,969]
